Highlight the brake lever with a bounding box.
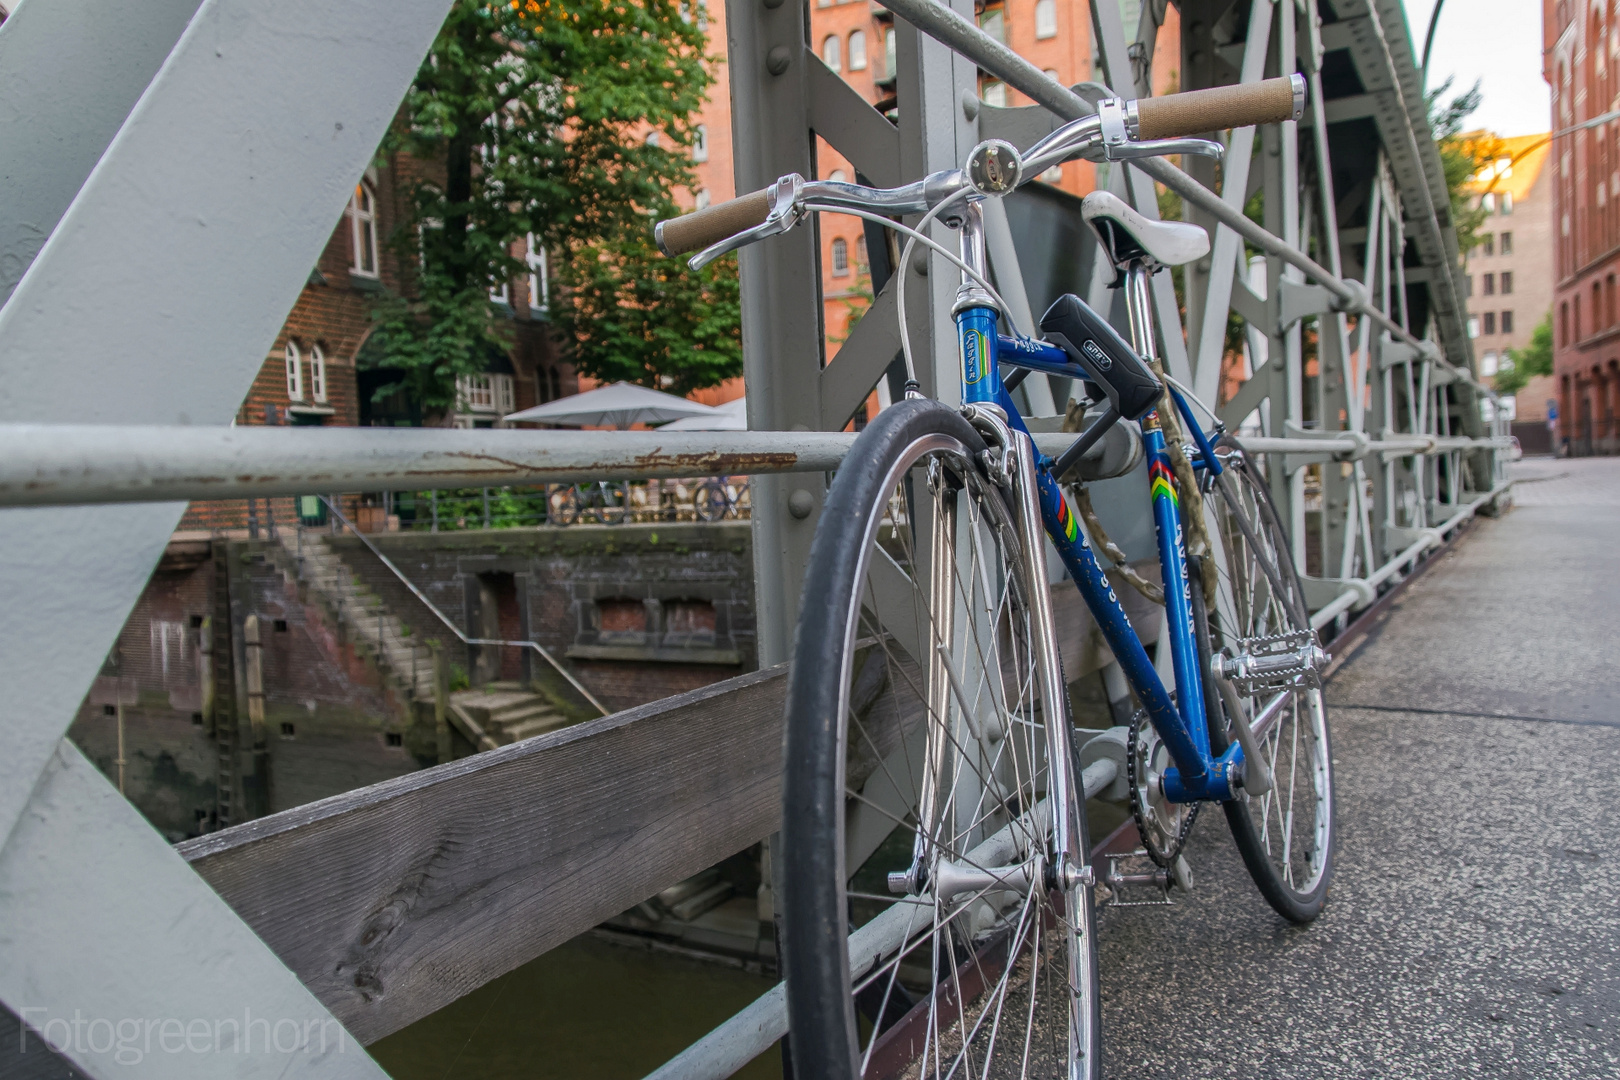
[1104,137,1224,163]
[689,174,806,270]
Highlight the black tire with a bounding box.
[594,481,629,525]
[694,480,729,522]
[781,399,1100,1080]
[1199,436,1335,923]
[546,484,579,526]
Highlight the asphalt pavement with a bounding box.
[1095,455,1620,1079]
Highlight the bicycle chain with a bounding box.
[1126,708,1201,868]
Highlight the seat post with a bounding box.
[1123,263,1159,363]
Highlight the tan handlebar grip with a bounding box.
[1134,76,1304,139]
[655,189,773,257]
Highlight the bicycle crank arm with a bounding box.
[1212,669,1273,796]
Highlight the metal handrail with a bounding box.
[317,496,611,717]
[0,424,1508,506]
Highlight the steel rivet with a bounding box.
[788,489,815,519]
[767,45,792,76]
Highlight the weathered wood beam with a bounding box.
[178,665,789,1044]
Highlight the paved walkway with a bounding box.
[1097,456,1620,1078]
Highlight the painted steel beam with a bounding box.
[0,0,458,1075]
[0,0,205,308]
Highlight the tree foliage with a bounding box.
[1428,78,1502,259]
[373,0,738,411]
[1495,311,1553,396]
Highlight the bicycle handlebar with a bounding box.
[1133,76,1304,139]
[655,188,773,256]
[654,76,1306,260]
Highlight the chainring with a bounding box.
[1126,708,1201,868]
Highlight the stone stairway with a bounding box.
[448,681,571,747]
[277,530,436,704]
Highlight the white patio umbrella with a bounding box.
[503,381,719,429]
[658,396,747,431]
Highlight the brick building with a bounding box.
[1546,0,1620,455]
[683,0,1179,418]
[1461,132,1555,446]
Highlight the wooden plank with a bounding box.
[178,664,789,1044]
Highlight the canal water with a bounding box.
[370,935,783,1079]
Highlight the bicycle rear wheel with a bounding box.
[546,484,580,526]
[693,480,729,522]
[782,399,1099,1080]
[594,481,629,525]
[1199,437,1334,922]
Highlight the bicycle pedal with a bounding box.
[1096,849,1177,908]
[1215,630,1327,694]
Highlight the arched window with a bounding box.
[348,182,379,278]
[981,80,1007,108]
[885,29,897,79]
[823,34,841,72]
[694,188,711,210]
[1035,0,1057,39]
[829,169,848,183]
[831,237,849,276]
[284,341,304,402]
[856,235,867,267]
[549,368,563,402]
[849,30,867,71]
[309,343,327,403]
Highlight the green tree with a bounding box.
[1495,311,1553,396]
[1428,77,1500,258]
[372,0,736,411]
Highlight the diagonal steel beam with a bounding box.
[0,0,205,309]
[0,0,457,1074]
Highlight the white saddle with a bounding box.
[1081,190,1210,271]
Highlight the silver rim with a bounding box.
[1206,451,1332,897]
[828,434,1096,1079]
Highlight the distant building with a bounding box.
[1461,132,1554,445]
[1546,0,1619,455]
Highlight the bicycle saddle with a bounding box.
[1082,190,1209,273]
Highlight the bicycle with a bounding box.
[658,74,1328,1079]
[693,476,747,521]
[545,480,629,526]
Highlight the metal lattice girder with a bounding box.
[0,0,459,1075]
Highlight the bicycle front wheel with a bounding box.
[782,399,1100,1080]
[1200,436,1335,922]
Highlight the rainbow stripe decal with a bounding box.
[1056,490,1081,544]
[1149,458,1179,506]
[963,328,990,384]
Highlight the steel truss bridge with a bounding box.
[0,0,1509,1077]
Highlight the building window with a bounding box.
[1501,310,1514,335]
[982,80,1007,107]
[285,342,304,402]
[856,234,867,267]
[1481,233,1494,256]
[1483,312,1496,335]
[831,237,850,276]
[1500,191,1513,215]
[1481,350,1498,376]
[1576,294,1583,340]
[885,29,896,79]
[694,188,711,210]
[1562,301,1570,347]
[524,234,549,314]
[1500,271,1513,295]
[1500,231,1513,255]
[490,275,511,306]
[1035,0,1058,39]
[348,182,379,278]
[1465,275,1473,297]
[829,169,848,184]
[849,30,867,70]
[1467,316,1480,339]
[457,373,516,415]
[1482,273,1495,296]
[644,130,660,148]
[693,123,709,162]
[979,6,1005,44]
[1480,192,1495,213]
[309,343,327,403]
[822,34,841,71]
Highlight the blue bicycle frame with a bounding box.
[956,304,1243,804]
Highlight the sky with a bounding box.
[1401,1,1552,138]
